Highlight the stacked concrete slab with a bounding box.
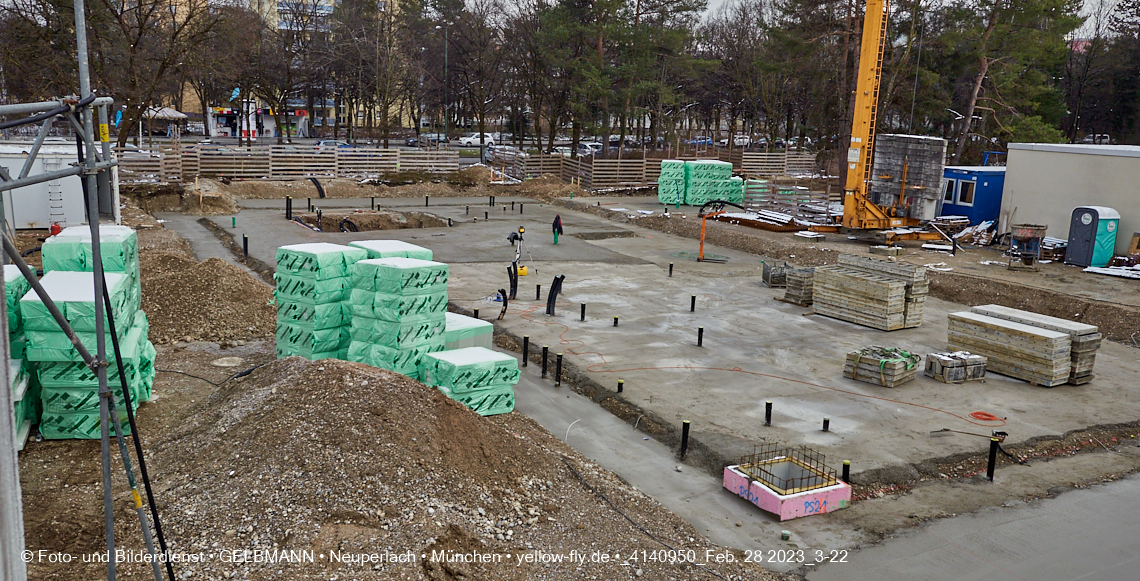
[22,271,155,439]
[657,160,685,205]
[419,347,519,416]
[444,312,494,349]
[869,134,947,221]
[812,255,927,331]
[968,305,1100,385]
[947,312,1071,387]
[349,239,435,260]
[346,257,448,380]
[275,243,366,360]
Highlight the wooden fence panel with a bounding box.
[785,152,819,176]
[180,150,199,180]
[115,150,166,183]
[560,157,590,188]
[398,150,459,173]
[717,150,744,169]
[522,154,564,179]
[589,159,646,188]
[644,161,662,185]
[336,148,399,177]
[197,148,271,179]
[270,146,337,177]
[742,153,786,177]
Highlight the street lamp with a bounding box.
[436,23,449,146]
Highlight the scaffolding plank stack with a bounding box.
[843,346,920,387]
[812,266,909,331]
[782,268,814,306]
[969,305,1100,385]
[947,312,1071,387]
[924,351,987,384]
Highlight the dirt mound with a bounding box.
[141,255,275,344]
[122,183,237,215]
[456,164,493,186]
[138,357,780,580]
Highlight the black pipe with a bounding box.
[21,246,41,257]
[697,327,703,346]
[765,401,772,426]
[371,197,375,210]
[285,196,292,220]
[485,211,489,220]
[520,203,524,214]
[307,197,311,212]
[308,177,326,199]
[669,263,674,277]
[0,94,95,130]
[680,420,691,459]
[536,284,541,301]
[541,346,549,378]
[580,303,586,322]
[987,438,1000,481]
[466,205,469,214]
[555,353,563,386]
[842,460,850,483]
[522,336,529,367]
[511,201,515,210]
[425,195,429,207]
[448,218,452,227]
[613,316,619,327]
[690,295,696,312]
[822,418,830,432]
[473,308,479,320]
[242,235,248,259]
[617,379,624,393]
[102,280,176,581]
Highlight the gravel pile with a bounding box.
[144,357,782,581]
[141,254,276,344]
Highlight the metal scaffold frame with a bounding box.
[0,1,171,580]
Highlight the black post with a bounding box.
[371,196,375,210]
[242,235,248,259]
[541,346,549,378]
[307,197,311,212]
[765,401,773,426]
[485,211,488,220]
[448,218,453,227]
[617,379,624,393]
[536,284,542,301]
[522,336,529,367]
[473,308,479,320]
[489,195,494,206]
[669,263,674,277]
[317,209,322,224]
[512,201,515,210]
[822,418,830,432]
[697,327,703,346]
[466,205,469,215]
[426,195,430,207]
[690,295,696,312]
[285,196,292,220]
[555,353,563,386]
[841,460,850,483]
[581,303,586,322]
[987,438,1000,482]
[520,203,524,214]
[613,316,619,327]
[680,420,691,459]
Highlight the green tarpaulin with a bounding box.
[349,240,434,260]
[351,258,449,295]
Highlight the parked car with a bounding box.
[315,139,350,151]
[458,133,495,147]
[579,141,603,153]
[549,146,573,157]
[491,144,528,159]
[1080,133,1111,144]
[687,136,713,145]
[733,135,751,147]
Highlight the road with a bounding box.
[808,472,1140,581]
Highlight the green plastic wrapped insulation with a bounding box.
[275,243,367,280]
[351,257,449,295]
[419,347,520,393]
[274,274,353,304]
[349,240,434,260]
[348,314,445,349]
[41,225,139,274]
[346,340,444,380]
[19,271,133,333]
[4,264,31,334]
[444,312,494,350]
[436,383,515,416]
[277,300,352,330]
[349,289,448,321]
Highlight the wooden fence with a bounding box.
[115,146,459,183]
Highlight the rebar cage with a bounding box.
[738,443,839,495]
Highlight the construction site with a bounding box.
[4,1,1140,581]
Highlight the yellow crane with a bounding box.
[822,0,947,243]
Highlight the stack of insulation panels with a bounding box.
[812,255,927,331]
[21,271,155,439]
[843,346,920,388]
[657,160,685,205]
[444,312,493,350]
[42,226,142,311]
[783,268,814,306]
[347,257,448,380]
[419,347,519,416]
[684,160,736,206]
[947,312,1071,386]
[349,239,434,261]
[968,305,1100,385]
[5,265,30,358]
[275,243,366,360]
[10,359,34,450]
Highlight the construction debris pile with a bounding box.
[274,243,367,360]
[813,254,927,331]
[962,304,1100,385]
[656,159,743,206]
[844,346,920,387]
[346,256,449,380]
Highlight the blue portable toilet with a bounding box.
[939,166,1006,224]
[1065,206,1120,267]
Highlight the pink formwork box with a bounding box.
[723,465,852,521]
